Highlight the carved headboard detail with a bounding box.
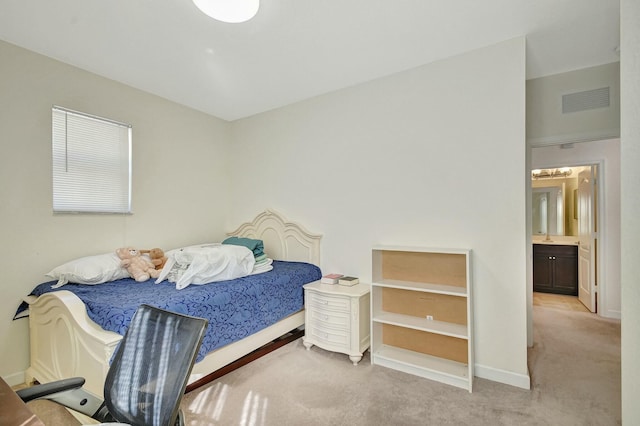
[227,209,322,265]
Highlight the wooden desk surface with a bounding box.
[0,377,45,426]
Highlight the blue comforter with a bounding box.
[18,261,321,361]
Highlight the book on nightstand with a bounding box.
[338,276,359,286]
[321,273,344,284]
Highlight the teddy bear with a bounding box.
[116,247,160,282]
[141,248,167,271]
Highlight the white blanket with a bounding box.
[250,257,274,275]
[156,244,255,290]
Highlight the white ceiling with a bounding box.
[0,0,620,121]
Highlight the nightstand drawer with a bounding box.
[307,292,351,312]
[308,307,350,330]
[307,323,349,347]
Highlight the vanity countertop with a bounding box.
[532,236,579,246]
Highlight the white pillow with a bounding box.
[46,253,130,288]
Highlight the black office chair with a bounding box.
[18,304,208,426]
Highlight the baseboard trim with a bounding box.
[475,364,531,390]
[601,309,621,320]
[3,371,26,387]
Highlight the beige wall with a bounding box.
[0,40,232,383]
[229,38,530,387]
[527,62,620,146]
[621,0,640,422]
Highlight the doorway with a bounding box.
[527,138,621,348]
[531,164,598,313]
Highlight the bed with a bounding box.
[20,209,322,396]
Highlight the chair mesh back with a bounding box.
[104,304,207,426]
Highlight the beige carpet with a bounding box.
[25,294,621,425]
[180,297,621,426]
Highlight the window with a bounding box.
[52,106,132,213]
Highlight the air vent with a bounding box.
[562,87,610,114]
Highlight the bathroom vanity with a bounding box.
[533,242,578,296]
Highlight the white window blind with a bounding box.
[52,106,132,213]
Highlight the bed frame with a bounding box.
[24,209,321,396]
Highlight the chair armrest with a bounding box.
[17,377,104,418]
[17,377,86,402]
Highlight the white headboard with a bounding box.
[227,209,322,266]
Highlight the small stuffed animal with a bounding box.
[141,248,167,271]
[116,247,160,282]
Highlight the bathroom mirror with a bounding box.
[531,167,581,237]
[531,181,579,237]
[532,187,564,236]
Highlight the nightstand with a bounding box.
[302,281,371,365]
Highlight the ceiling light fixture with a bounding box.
[192,0,259,23]
[531,168,573,179]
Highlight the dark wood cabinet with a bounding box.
[533,244,578,296]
